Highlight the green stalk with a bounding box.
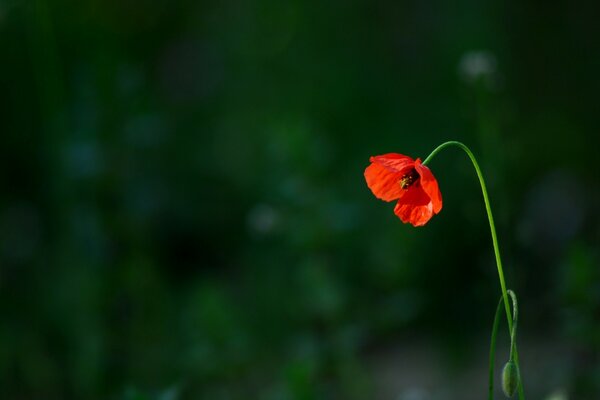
[488,295,504,399]
[488,291,519,399]
[423,141,524,399]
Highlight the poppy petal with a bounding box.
[394,201,434,227]
[396,184,432,206]
[415,159,443,214]
[370,153,415,174]
[394,201,433,226]
[393,185,435,226]
[364,162,403,201]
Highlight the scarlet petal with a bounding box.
[369,153,415,174]
[364,162,403,201]
[415,159,443,214]
[394,201,434,227]
[394,185,435,226]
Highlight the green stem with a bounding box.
[488,295,503,399]
[423,141,524,399]
[488,290,519,400]
[507,291,518,362]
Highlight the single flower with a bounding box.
[364,153,442,226]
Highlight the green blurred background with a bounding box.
[1,0,598,399]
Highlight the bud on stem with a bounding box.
[502,360,520,398]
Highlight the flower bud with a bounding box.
[501,361,520,398]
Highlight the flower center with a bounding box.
[399,169,419,189]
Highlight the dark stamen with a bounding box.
[399,169,419,189]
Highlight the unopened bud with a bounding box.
[501,361,520,398]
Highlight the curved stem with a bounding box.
[507,291,518,362]
[488,296,503,400]
[423,141,525,399]
[488,290,519,400]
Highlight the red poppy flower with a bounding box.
[364,153,442,227]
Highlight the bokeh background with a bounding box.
[1,0,599,399]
